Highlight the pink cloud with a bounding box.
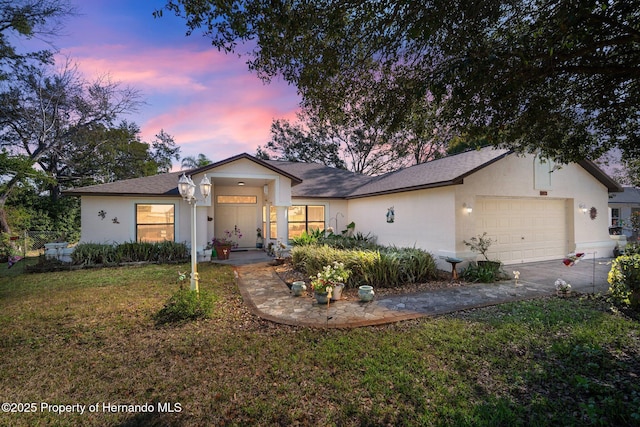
[57,42,300,163]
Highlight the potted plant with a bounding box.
[311,261,350,302]
[209,227,242,260]
[464,232,501,273]
[273,240,287,264]
[256,228,264,249]
[310,274,332,304]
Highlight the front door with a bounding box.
[215,205,257,249]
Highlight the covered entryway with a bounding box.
[475,197,569,264]
[215,205,257,249]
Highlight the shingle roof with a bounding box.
[64,153,302,197]
[347,147,511,197]
[64,171,184,197]
[263,160,372,198]
[64,147,621,198]
[609,187,640,204]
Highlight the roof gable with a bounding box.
[190,153,302,184]
[64,153,301,197]
[347,147,511,198]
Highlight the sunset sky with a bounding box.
[54,0,300,166]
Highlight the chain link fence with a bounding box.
[9,230,74,257]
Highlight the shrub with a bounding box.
[72,243,120,266]
[0,233,16,262]
[291,245,436,288]
[72,241,189,266]
[319,232,379,250]
[608,254,640,310]
[624,242,640,255]
[462,261,503,283]
[155,288,216,325]
[291,229,324,246]
[463,232,494,262]
[155,240,189,263]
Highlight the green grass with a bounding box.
[1,262,639,426]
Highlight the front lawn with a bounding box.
[1,263,639,426]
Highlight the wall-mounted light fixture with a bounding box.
[237,181,245,186]
[463,203,473,214]
[579,203,588,214]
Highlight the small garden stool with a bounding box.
[445,257,463,281]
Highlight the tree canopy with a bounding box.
[159,0,640,164]
[181,153,212,170]
[0,0,74,79]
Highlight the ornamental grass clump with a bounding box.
[292,245,436,288]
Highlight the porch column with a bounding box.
[276,205,288,243]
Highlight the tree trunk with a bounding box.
[0,174,23,234]
[0,203,11,235]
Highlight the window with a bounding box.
[611,208,620,226]
[216,195,257,204]
[288,205,325,239]
[269,206,277,238]
[136,204,175,242]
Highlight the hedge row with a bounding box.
[291,245,437,288]
[71,241,189,266]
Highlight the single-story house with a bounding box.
[65,147,622,267]
[608,186,640,240]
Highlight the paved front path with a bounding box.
[235,257,614,328]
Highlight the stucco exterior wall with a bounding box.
[454,153,614,260]
[212,159,292,206]
[79,196,184,244]
[347,187,457,263]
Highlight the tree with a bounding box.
[181,153,212,169]
[0,0,75,79]
[158,0,640,164]
[65,121,179,186]
[150,129,180,173]
[258,94,447,175]
[0,59,142,233]
[597,149,640,188]
[257,117,346,169]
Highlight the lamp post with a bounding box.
[178,173,211,293]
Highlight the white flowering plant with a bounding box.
[310,261,351,293]
[555,278,572,293]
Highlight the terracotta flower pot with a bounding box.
[214,244,232,260]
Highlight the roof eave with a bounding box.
[63,191,179,197]
[346,179,463,199]
[579,160,623,192]
[189,153,303,185]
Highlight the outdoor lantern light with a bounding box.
[178,173,195,202]
[199,174,211,199]
[464,203,473,214]
[579,203,588,214]
[178,173,211,293]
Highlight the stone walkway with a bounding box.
[231,254,614,328]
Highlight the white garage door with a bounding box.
[475,198,568,264]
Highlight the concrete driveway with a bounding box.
[508,256,614,294]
